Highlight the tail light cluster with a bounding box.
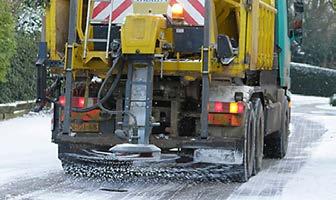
[209,102,245,114]
[208,101,245,127]
[56,96,100,133]
[58,96,93,108]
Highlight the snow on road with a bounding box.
[229,95,336,200]
[0,95,336,200]
[0,113,61,185]
[281,102,336,200]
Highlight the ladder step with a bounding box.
[90,19,109,24]
[88,38,108,43]
[93,0,112,2]
[131,81,148,85]
[131,100,148,103]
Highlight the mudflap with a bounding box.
[194,148,243,165]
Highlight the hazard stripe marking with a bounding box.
[92,0,204,25]
[188,0,205,17]
[92,2,110,19]
[112,0,133,21]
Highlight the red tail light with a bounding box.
[58,96,85,108]
[59,96,66,107]
[73,97,85,108]
[209,101,245,114]
[214,102,224,112]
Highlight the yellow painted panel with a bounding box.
[256,2,276,70]
[121,15,166,54]
[45,0,70,62]
[245,0,276,71]
[133,2,168,14]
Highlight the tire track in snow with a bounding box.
[228,115,326,199]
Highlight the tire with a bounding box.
[238,104,256,182]
[264,99,289,159]
[252,99,264,175]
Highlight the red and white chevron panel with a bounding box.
[92,0,205,26]
[168,0,205,26]
[92,0,133,24]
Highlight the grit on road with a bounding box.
[0,95,336,200]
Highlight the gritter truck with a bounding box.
[35,0,303,181]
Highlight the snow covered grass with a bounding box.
[0,113,61,185]
[291,62,336,73]
[291,94,328,106]
[0,100,35,107]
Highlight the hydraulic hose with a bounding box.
[70,49,138,132]
[72,51,122,113]
[97,102,138,135]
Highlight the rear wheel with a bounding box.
[253,99,264,175]
[264,99,289,158]
[238,104,256,182]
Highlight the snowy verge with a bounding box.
[0,101,36,121]
[0,100,35,108]
[291,94,328,105]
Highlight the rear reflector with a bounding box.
[208,113,242,127]
[209,101,245,114]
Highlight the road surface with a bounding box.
[0,95,336,200]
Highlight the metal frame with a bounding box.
[36,42,48,103]
[63,0,78,134]
[83,0,92,58]
[144,60,154,144]
[124,61,135,143]
[36,17,48,104]
[124,56,154,145]
[200,0,211,139]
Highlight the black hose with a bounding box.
[70,50,138,132]
[72,52,122,113]
[97,102,138,134]
[97,57,123,106]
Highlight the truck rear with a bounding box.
[35,0,303,181]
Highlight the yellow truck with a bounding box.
[35,0,303,181]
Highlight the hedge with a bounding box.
[290,62,336,97]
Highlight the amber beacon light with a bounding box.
[172,3,184,20]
